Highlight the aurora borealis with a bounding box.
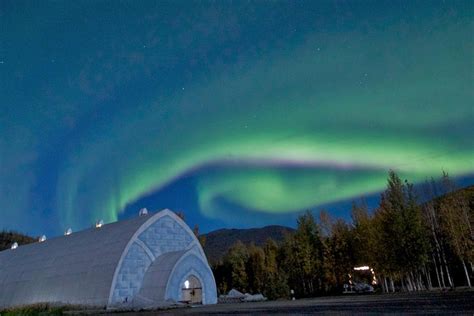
[1,1,473,236]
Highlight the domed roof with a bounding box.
[0,209,214,308]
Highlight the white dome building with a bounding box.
[0,209,217,309]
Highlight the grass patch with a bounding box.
[0,303,65,316]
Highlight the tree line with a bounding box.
[211,171,473,299]
[0,230,36,251]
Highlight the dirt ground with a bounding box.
[101,290,474,315]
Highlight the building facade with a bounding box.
[0,209,217,309]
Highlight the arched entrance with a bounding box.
[181,275,202,304]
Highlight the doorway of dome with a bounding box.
[182,275,202,304]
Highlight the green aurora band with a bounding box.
[54,20,473,228]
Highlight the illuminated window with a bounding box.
[95,220,104,228]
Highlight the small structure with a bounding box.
[219,289,267,303]
[0,209,217,309]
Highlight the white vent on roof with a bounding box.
[39,235,47,242]
[95,220,104,228]
[65,228,72,236]
[11,242,18,249]
[139,208,148,216]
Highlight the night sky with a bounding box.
[1,1,473,237]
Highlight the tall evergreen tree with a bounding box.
[283,211,324,297]
[246,243,266,293]
[325,218,355,291]
[374,171,429,291]
[263,239,289,299]
[351,200,375,268]
[223,241,249,292]
[439,172,473,287]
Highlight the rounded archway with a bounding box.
[108,210,217,308]
[181,275,202,304]
[133,247,217,307]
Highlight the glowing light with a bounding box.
[184,280,190,289]
[95,220,104,228]
[354,266,370,271]
[39,235,46,242]
[65,228,72,235]
[11,242,18,249]
[139,208,148,216]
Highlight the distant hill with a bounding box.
[443,184,474,207]
[0,231,36,251]
[425,184,474,210]
[201,185,474,264]
[202,225,294,264]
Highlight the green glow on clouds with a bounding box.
[1,3,472,233]
[55,20,473,227]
